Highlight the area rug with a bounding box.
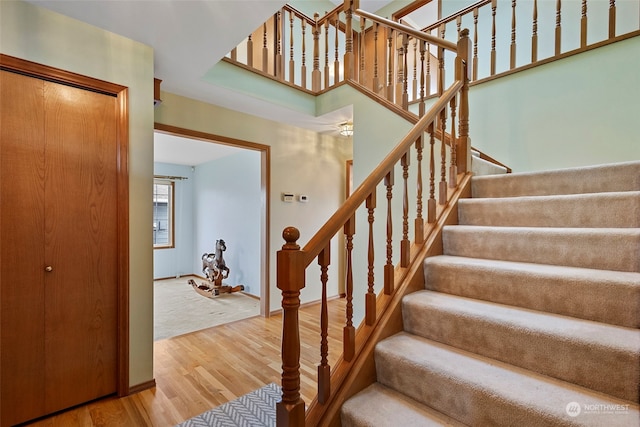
[154,275,260,341]
[177,383,280,427]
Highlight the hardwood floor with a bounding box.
[24,298,346,427]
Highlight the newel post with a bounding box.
[277,227,306,427]
[456,29,472,174]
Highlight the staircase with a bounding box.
[341,161,640,426]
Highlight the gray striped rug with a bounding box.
[177,383,280,427]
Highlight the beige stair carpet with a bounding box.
[342,161,640,427]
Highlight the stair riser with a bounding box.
[423,257,640,328]
[471,161,640,198]
[443,226,640,272]
[458,192,640,228]
[402,294,640,402]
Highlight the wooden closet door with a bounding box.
[0,69,48,426]
[0,70,119,425]
[43,80,118,413]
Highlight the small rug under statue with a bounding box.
[176,383,280,427]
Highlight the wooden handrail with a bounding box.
[355,9,458,52]
[302,80,463,265]
[422,0,491,32]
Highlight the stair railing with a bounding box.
[227,0,639,111]
[275,15,472,425]
[420,0,640,84]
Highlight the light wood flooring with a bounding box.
[24,297,346,427]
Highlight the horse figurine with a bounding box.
[190,239,244,297]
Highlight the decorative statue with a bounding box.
[189,239,244,297]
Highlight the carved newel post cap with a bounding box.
[461,28,470,38]
[282,227,300,250]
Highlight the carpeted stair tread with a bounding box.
[375,333,640,427]
[443,225,640,272]
[423,255,640,328]
[402,291,640,401]
[341,383,466,427]
[458,191,640,228]
[471,160,640,198]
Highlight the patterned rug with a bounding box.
[177,383,280,427]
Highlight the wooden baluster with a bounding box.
[230,47,237,62]
[301,19,307,88]
[365,192,376,326]
[263,22,269,73]
[276,227,305,427]
[276,11,283,79]
[439,108,448,205]
[449,96,458,188]
[415,136,424,244]
[609,0,616,38]
[532,0,538,62]
[555,0,562,55]
[343,216,355,362]
[312,13,321,91]
[396,33,404,106]
[384,168,394,295]
[419,40,426,116]
[401,34,409,110]
[491,0,497,75]
[289,12,295,84]
[373,23,380,94]
[344,0,354,80]
[412,39,417,101]
[325,15,330,89]
[438,25,445,96]
[386,28,394,102]
[426,42,431,97]
[581,0,587,48]
[317,244,330,404]
[401,151,410,267]
[428,123,437,223]
[247,34,254,68]
[510,0,517,69]
[473,8,479,80]
[335,14,340,84]
[457,29,472,175]
[360,17,366,85]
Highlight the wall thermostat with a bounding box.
[282,193,294,202]
[298,195,309,203]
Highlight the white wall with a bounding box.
[153,163,195,280]
[193,151,262,297]
[0,0,154,387]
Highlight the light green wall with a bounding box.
[1,0,155,387]
[469,36,640,172]
[154,91,352,310]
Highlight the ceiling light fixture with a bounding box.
[339,121,354,137]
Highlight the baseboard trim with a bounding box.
[129,379,156,395]
[269,294,342,317]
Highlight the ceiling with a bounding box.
[25,0,395,165]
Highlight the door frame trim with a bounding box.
[0,54,130,396]
[154,122,271,317]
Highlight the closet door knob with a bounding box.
[45,266,53,272]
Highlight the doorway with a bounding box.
[152,123,270,340]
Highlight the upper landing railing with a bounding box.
[225,0,639,113]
